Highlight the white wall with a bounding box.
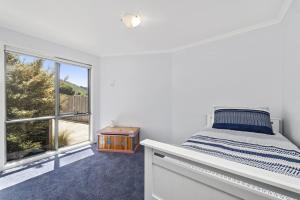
[83,1,300,146]
[100,54,172,142]
[0,27,101,142]
[282,1,300,147]
[171,25,284,144]
[100,25,285,144]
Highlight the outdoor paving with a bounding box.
[58,120,89,145]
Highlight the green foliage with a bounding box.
[6,53,19,65]
[6,121,49,161]
[51,130,71,148]
[60,82,75,95]
[6,55,55,119]
[6,53,54,160]
[61,80,87,96]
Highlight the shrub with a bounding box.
[60,82,75,95]
[50,130,71,148]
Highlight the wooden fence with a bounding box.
[61,95,89,123]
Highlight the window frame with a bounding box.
[0,45,92,170]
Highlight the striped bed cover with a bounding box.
[182,128,300,177]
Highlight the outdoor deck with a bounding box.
[59,120,90,146]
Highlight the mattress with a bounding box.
[182,128,300,177]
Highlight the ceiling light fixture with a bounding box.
[122,14,142,28]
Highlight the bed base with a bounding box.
[142,139,299,200]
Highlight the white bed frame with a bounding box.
[141,117,300,200]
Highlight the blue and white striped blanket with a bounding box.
[182,128,300,177]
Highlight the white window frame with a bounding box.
[0,43,6,170]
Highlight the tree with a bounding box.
[6,53,55,160]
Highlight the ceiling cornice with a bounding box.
[101,0,293,58]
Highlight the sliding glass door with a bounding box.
[58,63,90,148]
[5,51,91,162]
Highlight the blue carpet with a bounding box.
[0,145,144,200]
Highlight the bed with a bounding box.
[141,109,300,200]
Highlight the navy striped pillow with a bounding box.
[212,109,273,135]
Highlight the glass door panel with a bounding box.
[5,52,55,120]
[59,63,89,115]
[5,51,56,162]
[6,119,54,162]
[58,116,90,148]
[58,63,90,148]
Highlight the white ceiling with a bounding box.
[0,0,290,56]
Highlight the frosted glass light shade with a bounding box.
[122,14,142,28]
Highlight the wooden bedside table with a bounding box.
[97,127,140,153]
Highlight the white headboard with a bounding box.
[206,114,283,134]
